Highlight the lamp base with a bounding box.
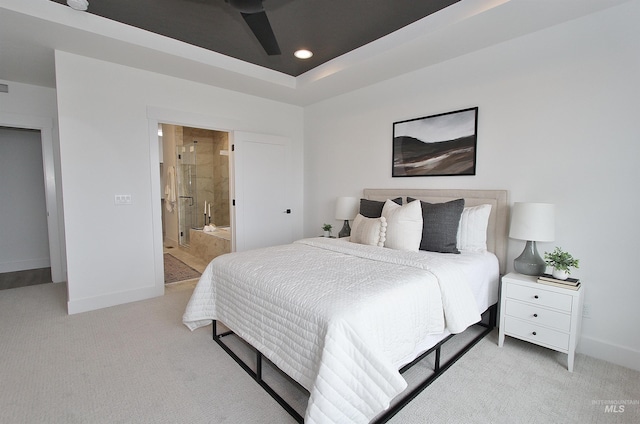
[514,240,546,276]
[338,220,351,238]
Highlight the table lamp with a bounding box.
[509,202,555,276]
[335,197,359,238]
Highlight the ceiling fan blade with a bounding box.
[241,11,281,56]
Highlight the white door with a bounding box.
[232,132,293,252]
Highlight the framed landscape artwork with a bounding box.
[392,107,478,177]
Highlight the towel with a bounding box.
[165,166,176,212]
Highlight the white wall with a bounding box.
[0,80,57,117]
[303,2,640,370]
[0,127,50,272]
[54,51,304,314]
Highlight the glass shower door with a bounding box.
[177,143,197,247]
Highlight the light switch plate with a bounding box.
[115,194,132,205]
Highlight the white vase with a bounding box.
[323,231,331,237]
[552,268,569,280]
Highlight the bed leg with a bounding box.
[489,303,497,328]
[210,322,303,423]
[376,306,498,424]
[212,320,217,340]
[256,351,263,383]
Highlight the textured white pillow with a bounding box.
[456,204,492,252]
[350,214,387,247]
[381,199,423,251]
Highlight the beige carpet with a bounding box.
[0,282,638,423]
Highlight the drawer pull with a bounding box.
[532,331,537,336]
[534,295,539,299]
[533,314,538,318]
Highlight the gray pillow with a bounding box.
[407,197,465,253]
[359,197,402,218]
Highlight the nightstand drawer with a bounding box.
[504,316,570,351]
[505,299,571,332]
[506,283,572,312]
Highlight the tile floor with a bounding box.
[163,245,209,292]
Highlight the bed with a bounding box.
[183,188,508,423]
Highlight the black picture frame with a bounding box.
[392,107,478,177]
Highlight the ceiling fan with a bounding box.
[226,0,281,56]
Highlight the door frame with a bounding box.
[0,112,66,283]
[146,107,238,290]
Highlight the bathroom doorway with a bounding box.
[159,124,232,284]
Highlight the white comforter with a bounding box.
[183,238,482,423]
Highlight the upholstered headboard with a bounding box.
[363,189,509,275]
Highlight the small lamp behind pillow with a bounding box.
[335,197,359,238]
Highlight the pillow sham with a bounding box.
[359,197,402,218]
[381,199,422,251]
[350,214,387,247]
[457,204,492,252]
[407,197,465,254]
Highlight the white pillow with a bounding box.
[381,199,423,251]
[456,204,492,252]
[350,214,387,247]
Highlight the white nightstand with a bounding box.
[498,272,584,372]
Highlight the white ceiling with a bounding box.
[0,0,631,106]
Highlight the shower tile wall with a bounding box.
[213,134,230,227]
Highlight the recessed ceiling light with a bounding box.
[67,0,89,11]
[294,49,313,60]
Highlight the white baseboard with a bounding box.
[0,258,51,273]
[67,284,164,315]
[578,335,640,372]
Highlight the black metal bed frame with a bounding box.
[212,303,497,423]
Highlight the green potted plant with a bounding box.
[322,223,332,237]
[544,247,579,280]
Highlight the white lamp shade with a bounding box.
[335,197,359,220]
[509,202,555,242]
